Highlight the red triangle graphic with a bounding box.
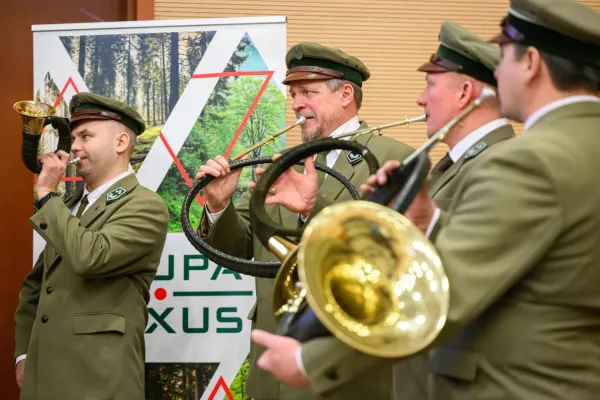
[161,70,275,206]
[207,376,234,400]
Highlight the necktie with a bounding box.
[429,153,453,185]
[315,152,328,187]
[75,195,89,218]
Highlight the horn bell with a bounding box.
[14,101,56,136]
[296,200,449,358]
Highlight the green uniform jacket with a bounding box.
[14,174,169,400]
[393,123,516,400]
[304,101,600,400]
[200,124,414,400]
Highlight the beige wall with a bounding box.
[155,0,600,163]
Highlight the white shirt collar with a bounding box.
[72,167,134,214]
[449,118,509,162]
[329,116,361,141]
[318,116,361,168]
[525,96,600,131]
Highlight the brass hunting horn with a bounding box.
[250,87,496,357]
[14,101,73,174]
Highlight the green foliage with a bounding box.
[158,76,285,232]
[225,356,255,400]
[131,124,163,172]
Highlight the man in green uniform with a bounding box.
[394,20,517,400]
[196,42,414,400]
[252,0,600,399]
[14,92,169,400]
[420,21,516,210]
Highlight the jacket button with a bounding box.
[40,222,47,229]
[46,287,53,294]
[41,315,49,323]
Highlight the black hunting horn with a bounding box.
[180,111,427,278]
[14,100,76,174]
[249,86,496,357]
[180,115,360,278]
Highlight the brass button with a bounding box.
[41,315,49,323]
[46,287,53,294]
[40,222,48,229]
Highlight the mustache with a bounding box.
[296,112,316,120]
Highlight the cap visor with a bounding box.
[489,32,513,45]
[282,71,334,84]
[417,60,451,73]
[70,114,113,124]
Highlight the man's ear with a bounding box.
[341,82,355,108]
[523,46,543,85]
[115,131,130,154]
[457,79,476,109]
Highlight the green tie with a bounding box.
[315,152,328,187]
[75,195,89,218]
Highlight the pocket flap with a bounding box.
[429,347,479,381]
[73,313,126,335]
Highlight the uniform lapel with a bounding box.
[429,124,516,197]
[79,173,139,228]
[278,164,304,236]
[318,121,369,201]
[429,157,466,198]
[45,174,140,276]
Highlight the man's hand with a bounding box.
[252,329,310,389]
[15,359,25,389]
[361,160,436,234]
[35,150,70,199]
[196,155,245,213]
[248,154,318,218]
[360,160,401,207]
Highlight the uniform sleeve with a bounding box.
[29,193,169,279]
[198,190,254,259]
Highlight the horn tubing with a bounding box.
[331,114,426,140]
[180,156,360,278]
[21,116,72,174]
[249,138,380,249]
[230,116,306,161]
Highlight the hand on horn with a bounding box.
[35,150,70,199]
[248,153,318,218]
[196,155,245,213]
[361,160,436,234]
[252,329,310,389]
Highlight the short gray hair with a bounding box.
[326,79,363,110]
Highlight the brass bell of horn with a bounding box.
[295,200,448,357]
[14,100,73,174]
